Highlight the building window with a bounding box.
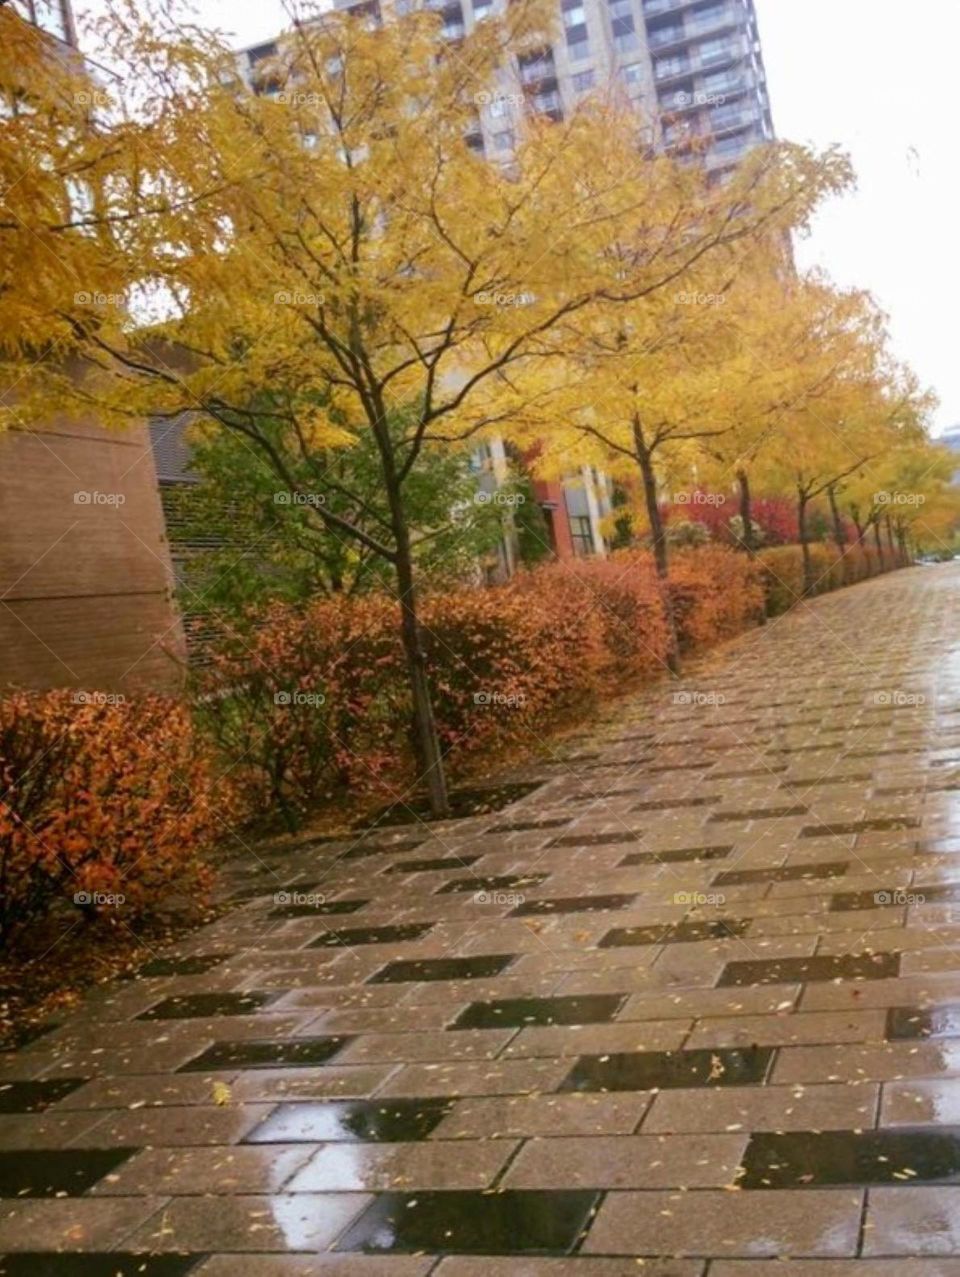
[563,3,586,26]
[620,62,643,85]
[572,69,596,92]
[492,128,515,151]
[567,37,591,61]
[569,515,595,557]
[473,0,493,16]
[31,0,70,41]
[608,0,634,18]
[613,29,640,53]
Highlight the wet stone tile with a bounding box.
[135,954,232,977]
[560,1045,774,1092]
[369,955,516,984]
[268,899,370,919]
[739,1128,960,1188]
[718,952,901,987]
[0,1079,87,1114]
[486,818,570,834]
[382,856,482,874]
[451,994,624,1030]
[801,816,922,837]
[710,805,809,822]
[713,861,849,887]
[510,894,637,917]
[546,832,644,848]
[308,923,434,948]
[630,796,721,811]
[136,991,282,1020]
[177,1036,351,1072]
[599,919,750,947]
[438,875,548,895]
[0,1259,202,1276]
[0,1148,136,1197]
[619,844,733,866]
[830,887,912,912]
[333,1189,599,1255]
[244,1098,455,1143]
[886,1005,960,1041]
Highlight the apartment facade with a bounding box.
[0,0,186,695]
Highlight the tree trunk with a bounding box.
[633,416,680,674]
[885,514,896,559]
[736,467,766,624]
[873,519,885,570]
[797,489,813,596]
[826,484,846,585]
[736,468,755,553]
[896,526,908,560]
[393,531,450,818]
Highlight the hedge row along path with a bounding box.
[2,561,960,1270]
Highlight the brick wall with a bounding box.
[0,414,186,694]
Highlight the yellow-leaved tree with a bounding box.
[8,2,861,811]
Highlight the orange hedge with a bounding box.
[759,542,905,615]
[0,691,221,949]
[668,545,766,648]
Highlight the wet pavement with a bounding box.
[6,563,960,1272]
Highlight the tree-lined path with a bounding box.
[4,562,960,1271]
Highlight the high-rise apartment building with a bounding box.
[5,0,76,46]
[230,0,775,567]
[239,0,773,178]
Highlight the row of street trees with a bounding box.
[2,0,953,814]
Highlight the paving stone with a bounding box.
[244,1098,455,1144]
[333,1189,599,1254]
[582,1187,863,1256]
[502,1132,747,1188]
[429,1091,651,1139]
[285,1138,515,1191]
[643,1082,879,1134]
[127,1193,371,1251]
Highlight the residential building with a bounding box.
[0,0,186,695]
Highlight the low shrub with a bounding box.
[195,595,407,827]
[546,552,672,680]
[758,542,905,614]
[667,545,766,648]
[0,691,220,949]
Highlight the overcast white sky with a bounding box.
[76,0,960,433]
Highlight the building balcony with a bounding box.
[707,106,758,136]
[642,0,700,16]
[647,6,741,54]
[519,60,558,87]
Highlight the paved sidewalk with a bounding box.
[5,563,960,1274]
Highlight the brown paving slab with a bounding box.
[501,1132,747,1188]
[880,1078,960,1126]
[0,1196,167,1250]
[0,1109,109,1149]
[92,1144,316,1195]
[285,1138,516,1190]
[430,1091,650,1139]
[863,1186,960,1256]
[502,1019,690,1058]
[711,1263,960,1275]
[197,1257,435,1276]
[53,1073,238,1110]
[229,1064,397,1102]
[126,1192,371,1251]
[618,986,802,1021]
[73,1103,274,1147]
[433,1260,705,1275]
[642,1082,880,1134]
[772,1041,960,1085]
[685,1009,888,1049]
[378,1057,570,1098]
[336,1028,514,1064]
[582,1187,864,1257]
[800,973,960,1012]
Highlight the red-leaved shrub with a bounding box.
[667,545,766,647]
[0,691,220,949]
